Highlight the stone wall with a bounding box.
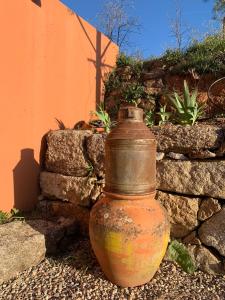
[39,124,225,274]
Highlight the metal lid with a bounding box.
[107,106,156,141]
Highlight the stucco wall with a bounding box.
[0,0,118,211]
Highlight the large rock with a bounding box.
[198,208,225,256]
[187,245,223,275]
[86,133,107,177]
[152,124,224,154]
[157,159,225,199]
[198,198,221,221]
[0,221,45,284]
[45,130,92,176]
[40,172,102,207]
[156,191,200,238]
[37,200,90,236]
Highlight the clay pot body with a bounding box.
[89,193,169,287]
[89,106,170,287]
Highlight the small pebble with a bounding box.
[0,239,225,300]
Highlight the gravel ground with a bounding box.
[0,239,225,300]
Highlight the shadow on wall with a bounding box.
[13,149,40,212]
[32,0,42,7]
[76,15,115,108]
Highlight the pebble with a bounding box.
[0,239,225,300]
[167,152,188,160]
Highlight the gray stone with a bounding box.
[157,159,225,199]
[198,208,225,256]
[189,150,216,159]
[156,191,200,238]
[167,152,188,160]
[152,124,224,153]
[156,152,165,161]
[40,171,102,207]
[45,130,92,176]
[187,245,223,275]
[198,198,221,221]
[0,221,45,284]
[86,133,107,177]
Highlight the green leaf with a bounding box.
[0,211,9,224]
[168,240,196,274]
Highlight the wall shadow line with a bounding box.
[31,0,42,7]
[76,14,116,108]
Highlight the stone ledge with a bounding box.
[156,159,225,199]
[152,124,225,154]
[45,130,92,177]
[40,172,102,207]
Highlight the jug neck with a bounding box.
[118,106,143,122]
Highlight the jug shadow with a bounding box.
[13,148,40,212]
[61,238,106,281]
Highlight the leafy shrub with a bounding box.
[163,49,184,66]
[116,53,136,68]
[122,83,146,106]
[168,240,196,274]
[169,80,204,125]
[145,34,225,75]
[104,70,122,96]
[116,53,143,78]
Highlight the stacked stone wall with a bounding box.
[39,124,225,274]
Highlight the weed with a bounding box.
[168,240,196,274]
[145,110,154,127]
[0,208,24,225]
[87,161,94,176]
[55,118,66,130]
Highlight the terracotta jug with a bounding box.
[89,106,170,287]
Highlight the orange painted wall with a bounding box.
[0,0,118,212]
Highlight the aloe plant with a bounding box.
[157,105,171,125]
[169,80,204,125]
[94,104,112,133]
[168,240,196,274]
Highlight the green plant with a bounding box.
[116,53,135,68]
[104,70,122,95]
[122,83,146,106]
[169,80,204,125]
[94,103,112,133]
[0,211,9,224]
[157,105,171,125]
[168,240,196,274]
[116,53,143,78]
[0,208,24,225]
[87,161,94,176]
[144,110,154,127]
[143,34,225,75]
